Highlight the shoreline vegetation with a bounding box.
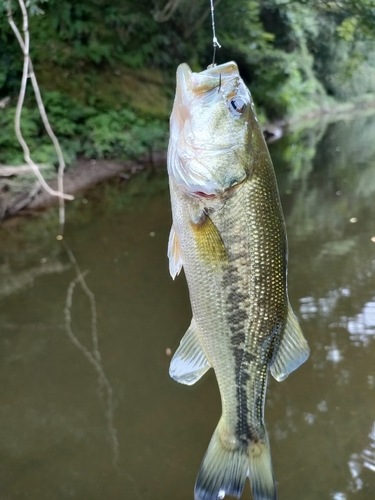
[1,87,375,221]
[1,0,375,219]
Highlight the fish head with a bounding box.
[168,61,258,199]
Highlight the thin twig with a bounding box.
[8,180,41,213]
[7,0,74,229]
[153,0,183,22]
[0,97,11,108]
[0,164,48,176]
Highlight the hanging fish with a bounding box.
[167,61,309,500]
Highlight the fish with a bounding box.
[167,61,309,500]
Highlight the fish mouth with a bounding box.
[191,191,217,199]
[200,61,239,77]
[190,177,246,200]
[177,62,240,95]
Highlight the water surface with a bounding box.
[0,113,375,499]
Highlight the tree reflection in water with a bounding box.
[63,242,120,468]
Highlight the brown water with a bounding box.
[0,113,375,499]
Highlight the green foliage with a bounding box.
[0,92,168,166]
[305,10,375,101]
[82,108,167,159]
[256,0,375,115]
[2,0,375,170]
[0,91,91,165]
[25,0,187,69]
[0,106,38,165]
[336,17,358,42]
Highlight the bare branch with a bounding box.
[153,0,184,22]
[0,164,48,176]
[6,0,74,229]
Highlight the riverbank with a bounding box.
[0,152,167,219]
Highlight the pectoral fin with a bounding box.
[270,304,310,382]
[169,319,211,385]
[191,213,227,264]
[168,225,183,280]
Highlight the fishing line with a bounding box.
[210,0,221,66]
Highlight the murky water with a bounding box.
[1,113,375,499]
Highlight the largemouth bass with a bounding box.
[167,61,309,500]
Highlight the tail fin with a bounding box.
[248,438,276,500]
[194,425,276,500]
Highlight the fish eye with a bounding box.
[228,97,246,115]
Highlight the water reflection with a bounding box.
[63,254,120,468]
[362,423,375,473]
[0,114,375,498]
[348,422,375,492]
[299,293,375,347]
[348,301,375,345]
[0,258,69,300]
[325,339,343,364]
[266,112,375,500]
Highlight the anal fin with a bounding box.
[270,303,310,382]
[169,319,211,385]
